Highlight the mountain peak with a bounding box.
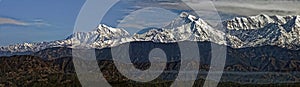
[179,12,198,22]
[133,12,226,44]
[179,12,189,18]
[97,24,108,29]
[225,14,300,50]
[225,14,300,30]
[164,12,207,29]
[96,24,122,33]
[65,24,130,47]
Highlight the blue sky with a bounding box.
[0,0,85,46]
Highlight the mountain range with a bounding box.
[1,12,300,56]
[2,12,300,85]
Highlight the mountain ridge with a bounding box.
[1,12,300,55]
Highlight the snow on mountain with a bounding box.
[225,14,300,49]
[1,12,300,55]
[0,24,130,53]
[67,24,131,48]
[133,12,226,45]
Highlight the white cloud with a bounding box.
[0,17,29,26]
[213,1,300,16]
[154,1,300,16]
[31,19,51,26]
[134,0,300,16]
[0,17,51,27]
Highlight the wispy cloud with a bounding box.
[0,17,51,27]
[30,19,51,26]
[213,1,300,16]
[0,17,29,26]
[155,1,300,16]
[132,0,300,16]
[116,7,178,34]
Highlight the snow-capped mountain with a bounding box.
[133,12,226,45]
[1,12,300,55]
[0,24,130,53]
[225,14,300,49]
[67,24,131,48]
